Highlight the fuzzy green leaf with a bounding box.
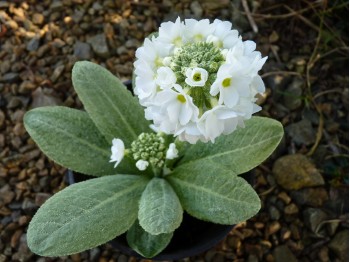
[167,165,261,224]
[178,116,283,175]
[27,175,149,256]
[24,106,134,176]
[127,220,173,258]
[72,61,150,146]
[138,178,183,235]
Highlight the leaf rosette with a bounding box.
[23,18,284,259]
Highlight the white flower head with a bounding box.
[134,17,267,144]
[185,67,208,87]
[166,143,179,159]
[136,160,149,171]
[109,138,125,168]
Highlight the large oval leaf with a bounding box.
[24,106,138,176]
[138,178,183,235]
[178,116,283,175]
[27,175,149,256]
[72,61,151,146]
[127,220,173,258]
[167,165,261,224]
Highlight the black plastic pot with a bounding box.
[66,171,253,260]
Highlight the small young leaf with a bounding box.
[178,116,283,175]
[27,175,149,256]
[72,61,151,146]
[167,165,261,225]
[127,220,173,258]
[24,106,136,176]
[138,178,183,235]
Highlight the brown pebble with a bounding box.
[35,192,52,206]
[277,191,291,204]
[32,13,45,25]
[11,229,23,248]
[284,203,299,215]
[18,216,30,226]
[268,221,281,235]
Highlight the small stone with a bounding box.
[7,97,22,109]
[0,184,15,204]
[278,192,291,204]
[291,187,329,207]
[284,203,299,215]
[283,78,303,110]
[21,198,38,213]
[117,46,127,55]
[303,208,328,234]
[31,87,61,108]
[269,205,281,220]
[273,245,298,262]
[51,64,65,83]
[190,1,203,17]
[0,72,19,83]
[125,39,139,48]
[26,36,41,51]
[328,230,349,261]
[267,221,281,235]
[87,34,110,58]
[35,193,52,206]
[0,60,10,74]
[74,41,92,59]
[19,81,36,93]
[0,110,5,128]
[273,154,325,190]
[50,0,63,11]
[286,119,315,146]
[32,13,44,25]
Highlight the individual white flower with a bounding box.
[184,19,215,43]
[109,138,125,168]
[155,67,177,89]
[207,19,240,49]
[136,160,149,171]
[197,106,244,142]
[158,17,185,47]
[210,64,251,108]
[134,60,157,103]
[135,38,172,70]
[166,143,178,159]
[185,67,208,87]
[175,122,207,144]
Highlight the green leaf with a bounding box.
[72,61,150,146]
[27,175,149,256]
[178,116,284,175]
[167,165,261,224]
[24,106,133,176]
[127,220,173,258]
[138,178,183,235]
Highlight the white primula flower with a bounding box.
[166,143,178,159]
[184,19,215,42]
[155,67,177,89]
[207,19,240,49]
[136,160,149,171]
[198,106,244,142]
[109,138,125,168]
[134,17,267,143]
[210,64,251,108]
[149,84,199,133]
[185,67,208,87]
[158,17,185,47]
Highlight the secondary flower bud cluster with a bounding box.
[134,18,267,143]
[109,133,179,171]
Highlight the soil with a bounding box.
[0,1,348,262]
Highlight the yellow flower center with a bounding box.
[222,78,231,88]
[177,94,186,103]
[193,72,202,82]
